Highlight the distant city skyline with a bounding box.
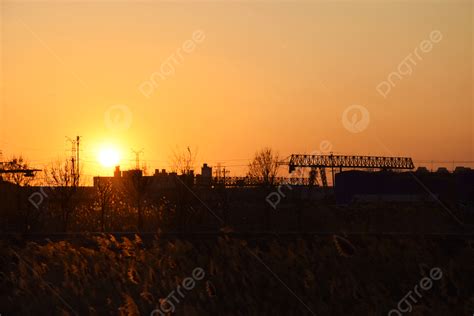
[1,1,472,184]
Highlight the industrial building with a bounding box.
[334,167,474,204]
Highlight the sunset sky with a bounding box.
[1,1,472,183]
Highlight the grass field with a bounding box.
[1,234,473,315]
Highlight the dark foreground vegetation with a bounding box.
[1,234,474,315]
[2,178,473,234]
[2,154,473,315]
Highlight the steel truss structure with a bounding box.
[0,162,41,177]
[213,176,311,187]
[288,154,415,173]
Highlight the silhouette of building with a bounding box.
[335,168,474,204]
[93,164,212,190]
[196,163,212,187]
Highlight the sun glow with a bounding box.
[98,147,121,168]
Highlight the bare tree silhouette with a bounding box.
[44,159,80,231]
[3,156,35,186]
[170,146,197,175]
[248,147,280,186]
[168,146,199,231]
[95,178,114,232]
[3,156,37,231]
[121,172,149,231]
[248,148,280,230]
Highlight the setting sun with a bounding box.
[98,147,121,168]
[1,2,473,314]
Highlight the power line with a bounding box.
[131,148,144,170]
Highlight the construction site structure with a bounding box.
[0,161,41,177]
[288,154,415,187]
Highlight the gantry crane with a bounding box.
[288,154,415,187]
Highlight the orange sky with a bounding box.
[1,1,472,183]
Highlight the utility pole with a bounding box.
[76,136,80,177]
[67,137,76,181]
[67,136,81,185]
[132,149,144,170]
[214,163,222,182]
[330,153,335,188]
[222,167,230,187]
